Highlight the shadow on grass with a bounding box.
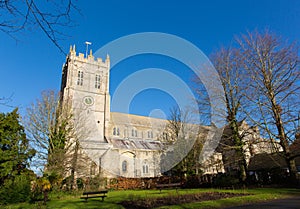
[120,192,249,209]
[47,198,124,209]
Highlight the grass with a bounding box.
[164,188,300,209]
[2,188,300,209]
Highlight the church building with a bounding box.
[60,46,168,179]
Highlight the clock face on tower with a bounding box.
[83,96,94,106]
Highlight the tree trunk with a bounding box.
[270,94,298,184]
[231,118,248,184]
[70,140,79,190]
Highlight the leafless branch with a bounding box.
[0,0,78,54]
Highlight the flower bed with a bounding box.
[121,192,249,209]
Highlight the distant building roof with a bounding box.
[248,152,300,171]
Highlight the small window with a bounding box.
[113,127,120,136]
[95,74,101,89]
[163,132,168,140]
[122,161,127,172]
[147,131,153,139]
[77,71,83,86]
[131,128,138,137]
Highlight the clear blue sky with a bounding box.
[0,0,299,118]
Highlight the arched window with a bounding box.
[90,162,97,175]
[142,160,149,174]
[113,127,116,135]
[117,128,120,136]
[122,161,127,172]
[135,130,138,137]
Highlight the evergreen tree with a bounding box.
[0,109,35,204]
[0,109,35,185]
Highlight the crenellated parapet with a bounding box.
[68,45,110,66]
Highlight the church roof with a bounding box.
[108,138,163,150]
[110,112,167,128]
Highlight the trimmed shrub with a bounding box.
[213,174,239,188]
[0,173,31,204]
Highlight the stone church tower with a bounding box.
[61,45,111,143]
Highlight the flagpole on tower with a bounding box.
[85,41,92,57]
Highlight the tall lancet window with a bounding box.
[95,74,101,89]
[77,71,83,86]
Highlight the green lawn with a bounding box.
[2,188,300,209]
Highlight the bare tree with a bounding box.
[161,107,204,178]
[211,47,252,183]
[24,90,95,189]
[24,90,70,175]
[1,0,78,54]
[195,46,253,183]
[238,30,300,182]
[0,95,13,107]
